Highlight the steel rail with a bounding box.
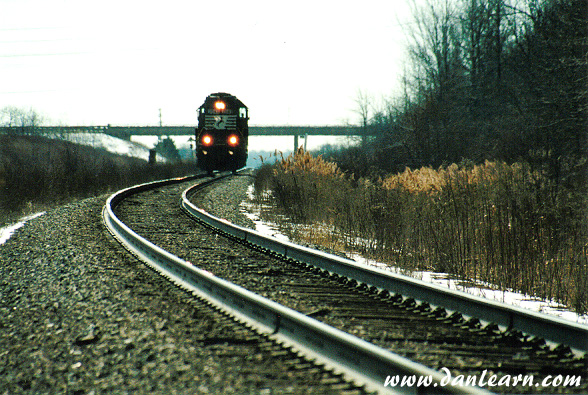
[181,182,588,355]
[103,175,490,395]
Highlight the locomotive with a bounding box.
[195,92,249,173]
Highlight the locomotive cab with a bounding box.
[195,92,248,173]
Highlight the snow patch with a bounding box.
[240,189,588,326]
[49,132,166,162]
[241,185,290,242]
[0,212,45,246]
[350,253,588,325]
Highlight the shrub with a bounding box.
[0,135,195,224]
[257,151,588,313]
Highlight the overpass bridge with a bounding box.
[1,125,366,137]
[1,125,372,150]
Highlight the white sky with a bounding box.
[1,0,418,127]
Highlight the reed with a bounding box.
[256,150,588,314]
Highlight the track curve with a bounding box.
[106,173,587,394]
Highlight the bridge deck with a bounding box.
[1,125,368,137]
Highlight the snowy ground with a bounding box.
[240,189,588,326]
[350,254,588,325]
[49,132,166,162]
[0,212,45,246]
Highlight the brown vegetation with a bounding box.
[0,135,194,225]
[255,150,588,314]
[289,0,587,314]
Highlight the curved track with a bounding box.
[105,173,587,394]
[183,179,588,354]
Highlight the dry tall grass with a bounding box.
[257,150,588,314]
[0,135,195,225]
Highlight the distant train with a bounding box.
[195,92,248,173]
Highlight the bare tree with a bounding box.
[0,106,43,134]
[26,108,43,132]
[354,89,372,148]
[406,0,463,95]
[402,0,469,163]
[0,106,23,128]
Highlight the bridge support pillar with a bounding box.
[293,134,307,153]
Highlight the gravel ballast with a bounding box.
[0,178,349,394]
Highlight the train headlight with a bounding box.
[201,135,213,146]
[214,101,226,111]
[227,134,239,147]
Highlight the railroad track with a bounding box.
[104,172,587,394]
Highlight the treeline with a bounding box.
[252,0,588,312]
[0,106,44,134]
[334,0,586,187]
[0,135,194,224]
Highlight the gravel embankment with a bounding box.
[0,176,350,394]
[192,173,257,230]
